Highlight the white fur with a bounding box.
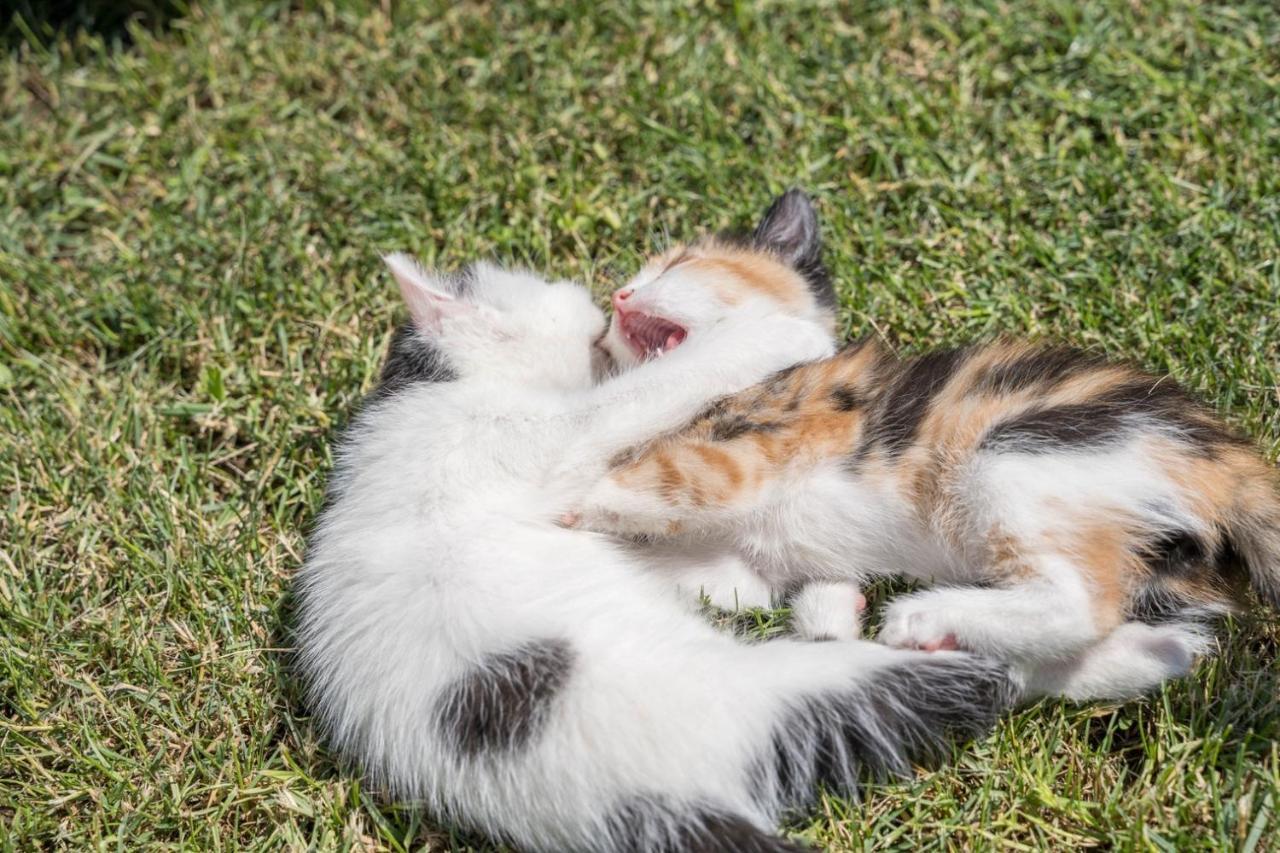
[1019,621,1213,700]
[790,582,864,641]
[634,539,776,612]
[297,260,1006,851]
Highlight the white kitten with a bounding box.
[296,212,1013,851]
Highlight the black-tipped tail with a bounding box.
[762,653,1015,811]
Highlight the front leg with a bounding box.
[571,474,687,538]
[571,432,775,539]
[580,313,834,453]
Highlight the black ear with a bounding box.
[752,189,836,310]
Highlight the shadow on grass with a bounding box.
[4,0,187,49]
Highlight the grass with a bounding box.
[1,0,1278,849]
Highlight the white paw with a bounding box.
[878,596,961,652]
[791,582,865,641]
[1135,624,1211,672]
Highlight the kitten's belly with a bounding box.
[738,466,956,584]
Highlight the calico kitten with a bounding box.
[294,196,1015,853]
[576,193,1280,701]
[593,191,849,616]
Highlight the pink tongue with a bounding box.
[665,331,682,350]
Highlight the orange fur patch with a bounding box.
[1071,520,1138,632]
[687,247,810,310]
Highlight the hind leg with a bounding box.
[878,575,1099,660]
[1020,621,1211,701]
[879,507,1146,663]
[878,532,1136,664]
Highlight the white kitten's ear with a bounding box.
[383,252,457,332]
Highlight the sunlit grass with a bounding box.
[2,1,1277,848]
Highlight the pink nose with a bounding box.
[612,289,632,309]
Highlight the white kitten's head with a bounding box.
[383,255,607,390]
[601,189,839,370]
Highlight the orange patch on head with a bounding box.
[655,246,693,275]
[686,245,811,310]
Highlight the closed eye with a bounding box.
[659,248,693,276]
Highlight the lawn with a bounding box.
[2,1,1278,849]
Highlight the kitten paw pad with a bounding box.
[918,634,959,652]
[878,603,962,652]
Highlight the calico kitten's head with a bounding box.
[384,255,607,390]
[601,189,838,369]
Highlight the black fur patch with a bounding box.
[1126,585,1204,624]
[607,800,808,853]
[1128,521,1259,622]
[1143,529,1210,579]
[759,655,1014,810]
[830,385,866,412]
[372,322,457,398]
[1102,377,1239,452]
[971,346,1104,396]
[435,638,574,755]
[979,402,1128,451]
[979,377,1236,456]
[860,348,969,458]
[751,189,836,311]
[710,415,783,443]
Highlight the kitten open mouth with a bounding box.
[617,309,688,358]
